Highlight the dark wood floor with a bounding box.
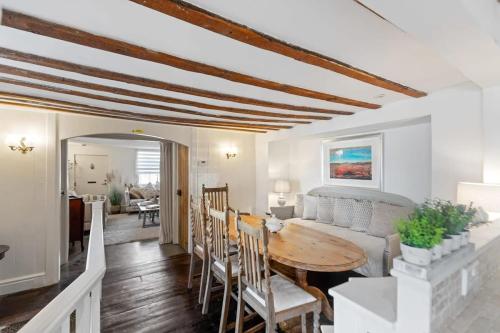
[1,239,360,332]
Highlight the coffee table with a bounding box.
[139,204,160,228]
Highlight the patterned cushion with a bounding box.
[294,194,304,218]
[129,189,143,199]
[350,199,373,232]
[302,195,318,220]
[316,196,335,224]
[333,198,354,227]
[368,202,414,238]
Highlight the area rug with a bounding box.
[104,213,159,246]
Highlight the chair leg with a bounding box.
[202,268,213,315]
[198,254,208,304]
[301,313,307,333]
[313,305,321,333]
[266,317,277,333]
[187,252,195,290]
[235,284,245,333]
[218,279,232,333]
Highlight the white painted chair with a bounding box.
[202,204,239,333]
[234,212,321,333]
[187,196,209,305]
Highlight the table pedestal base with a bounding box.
[295,268,334,321]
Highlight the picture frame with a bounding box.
[322,135,383,189]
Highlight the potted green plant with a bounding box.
[455,203,476,246]
[411,204,446,261]
[109,187,123,214]
[396,216,444,266]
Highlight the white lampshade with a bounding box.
[457,182,500,213]
[274,179,290,193]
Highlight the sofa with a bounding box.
[124,183,160,213]
[284,186,415,277]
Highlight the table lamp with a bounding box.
[274,179,290,207]
[457,182,500,220]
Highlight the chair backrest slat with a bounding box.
[235,213,272,305]
[206,204,230,265]
[202,183,230,213]
[189,196,205,248]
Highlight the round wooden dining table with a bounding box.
[229,214,367,320]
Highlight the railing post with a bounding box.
[90,281,102,333]
[59,317,70,333]
[76,292,91,333]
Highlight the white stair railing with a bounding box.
[19,201,106,333]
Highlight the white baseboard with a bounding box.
[0,272,46,296]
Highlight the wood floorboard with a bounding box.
[1,238,355,332]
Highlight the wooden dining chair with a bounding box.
[202,204,240,333]
[187,196,209,304]
[202,183,250,216]
[234,212,321,333]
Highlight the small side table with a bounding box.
[269,206,295,220]
[0,245,10,260]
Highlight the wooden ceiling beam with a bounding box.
[0,98,266,133]
[0,91,284,130]
[131,0,426,98]
[0,64,312,124]
[1,10,380,109]
[0,47,350,116]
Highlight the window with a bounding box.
[136,150,160,185]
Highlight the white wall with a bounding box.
[67,142,139,194]
[483,85,500,183]
[256,83,483,214]
[266,122,431,207]
[192,128,256,213]
[0,105,256,295]
[0,109,59,295]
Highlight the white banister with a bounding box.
[19,201,106,333]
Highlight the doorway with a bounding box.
[60,134,190,266]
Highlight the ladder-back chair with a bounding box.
[202,204,240,333]
[234,212,321,333]
[187,196,209,304]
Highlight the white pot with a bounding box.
[460,230,470,246]
[265,220,283,233]
[442,238,452,255]
[401,243,432,266]
[431,243,443,261]
[451,234,461,251]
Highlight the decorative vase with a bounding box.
[431,243,443,261]
[266,215,283,233]
[460,230,470,246]
[442,237,452,255]
[401,243,432,266]
[451,234,461,251]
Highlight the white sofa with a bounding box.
[285,186,415,277]
[124,184,159,213]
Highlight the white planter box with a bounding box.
[431,244,443,261]
[460,230,470,246]
[442,238,452,255]
[401,243,432,266]
[451,234,461,251]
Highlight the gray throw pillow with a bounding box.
[333,198,354,227]
[302,195,318,220]
[294,194,304,218]
[316,196,335,224]
[350,199,373,232]
[368,202,414,238]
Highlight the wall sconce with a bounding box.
[225,146,238,159]
[7,135,35,154]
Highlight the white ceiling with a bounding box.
[0,0,472,130]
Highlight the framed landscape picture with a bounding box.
[322,135,383,189]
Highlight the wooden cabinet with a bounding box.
[69,197,85,252]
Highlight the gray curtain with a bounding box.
[159,142,177,244]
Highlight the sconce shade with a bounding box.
[457,182,500,213]
[274,179,290,193]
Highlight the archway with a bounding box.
[59,132,189,265]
